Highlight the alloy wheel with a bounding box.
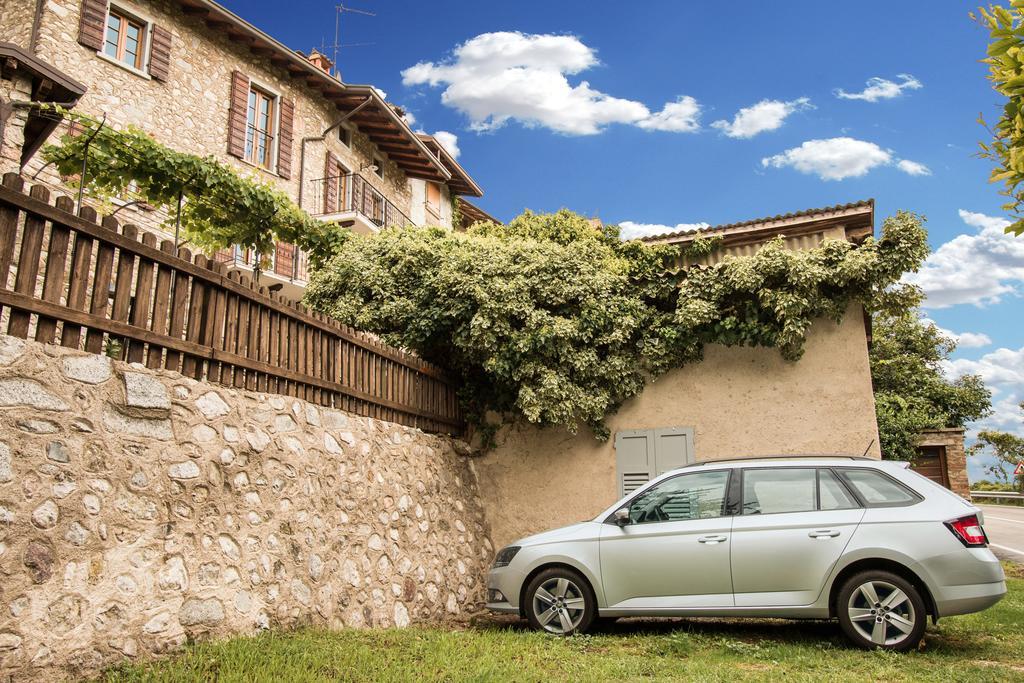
[846,579,917,647]
[532,577,587,634]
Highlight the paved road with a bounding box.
[978,504,1024,564]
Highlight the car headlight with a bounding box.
[492,545,521,568]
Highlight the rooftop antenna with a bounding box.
[327,3,377,75]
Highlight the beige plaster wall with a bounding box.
[473,304,881,548]
[0,334,492,680]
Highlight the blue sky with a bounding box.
[225,0,1023,480]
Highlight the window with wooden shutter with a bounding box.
[614,427,695,497]
[78,0,107,51]
[277,98,294,179]
[227,71,250,159]
[324,152,347,214]
[273,242,295,278]
[148,24,172,81]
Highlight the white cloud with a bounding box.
[761,137,892,180]
[711,97,812,139]
[635,96,702,133]
[761,137,931,181]
[431,130,460,159]
[834,74,923,102]
[617,220,711,240]
[401,32,701,136]
[946,346,1024,438]
[896,159,931,176]
[904,209,1024,308]
[924,320,992,349]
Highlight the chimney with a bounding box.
[306,49,335,77]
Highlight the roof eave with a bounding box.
[639,200,875,245]
[177,1,450,180]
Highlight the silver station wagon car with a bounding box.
[486,456,1006,651]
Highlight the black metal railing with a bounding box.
[213,243,308,283]
[308,173,412,228]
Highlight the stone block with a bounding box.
[0,336,26,366]
[195,391,231,419]
[179,598,224,627]
[0,379,69,411]
[0,442,11,483]
[61,355,113,385]
[103,408,173,441]
[123,373,171,410]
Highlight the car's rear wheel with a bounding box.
[523,567,596,636]
[837,570,926,651]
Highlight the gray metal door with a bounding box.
[614,427,695,497]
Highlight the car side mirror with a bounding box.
[614,508,630,526]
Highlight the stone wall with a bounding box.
[0,335,492,679]
[917,428,971,499]
[0,69,33,176]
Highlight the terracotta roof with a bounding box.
[638,200,874,244]
[176,0,450,183]
[417,134,483,197]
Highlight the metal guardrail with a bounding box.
[970,491,1024,499]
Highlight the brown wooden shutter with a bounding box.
[77,0,107,51]
[274,242,295,278]
[277,98,295,179]
[227,71,250,158]
[148,25,172,82]
[324,152,339,213]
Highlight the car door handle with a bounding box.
[808,530,841,539]
[697,535,727,544]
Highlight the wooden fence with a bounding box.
[0,174,463,434]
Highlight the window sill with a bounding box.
[95,50,152,81]
[237,157,280,179]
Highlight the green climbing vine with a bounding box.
[40,109,345,267]
[304,209,929,438]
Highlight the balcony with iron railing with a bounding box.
[213,242,309,298]
[308,172,412,232]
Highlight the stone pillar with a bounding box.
[0,70,34,175]
[916,428,971,499]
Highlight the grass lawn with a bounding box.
[99,564,1024,682]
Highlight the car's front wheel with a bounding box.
[837,570,926,651]
[523,567,596,635]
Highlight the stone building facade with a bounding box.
[0,333,492,679]
[0,0,484,298]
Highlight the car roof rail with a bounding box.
[692,454,877,466]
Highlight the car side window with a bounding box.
[818,469,859,510]
[741,468,816,514]
[628,470,730,524]
[839,469,918,506]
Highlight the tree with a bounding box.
[305,208,929,439]
[975,2,1024,236]
[870,297,992,461]
[970,402,1024,490]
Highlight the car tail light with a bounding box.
[945,514,988,547]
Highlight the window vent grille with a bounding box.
[622,472,650,496]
